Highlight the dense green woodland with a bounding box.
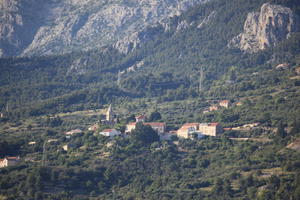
[1,0,300,199]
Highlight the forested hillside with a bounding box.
[1,0,300,199]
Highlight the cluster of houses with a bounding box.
[203,99,242,113]
[204,100,230,113]
[79,105,223,140]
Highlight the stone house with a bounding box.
[219,100,230,108]
[199,123,223,136]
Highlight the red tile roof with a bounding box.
[209,123,219,126]
[7,157,19,160]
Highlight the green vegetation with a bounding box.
[1,0,300,199]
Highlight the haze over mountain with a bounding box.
[0,0,206,57]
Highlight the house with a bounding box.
[295,66,300,75]
[135,115,146,122]
[65,129,82,135]
[181,123,200,130]
[209,105,219,111]
[236,101,243,106]
[88,123,99,131]
[28,141,36,145]
[126,122,137,133]
[145,122,166,134]
[242,122,260,128]
[177,123,205,139]
[177,126,197,139]
[0,157,20,168]
[219,100,230,108]
[199,123,223,136]
[99,129,121,137]
[125,122,166,134]
[275,63,289,70]
[62,143,77,151]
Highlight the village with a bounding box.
[0,99,263,168]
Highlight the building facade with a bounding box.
[219,100,230,108]
[99,129,121,137]
[199,123,223,136]
[177,126,197,139]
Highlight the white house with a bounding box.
[65,129,82,135]
[0,157,20,168]
[177,127,195,138]
[99,129,121,137]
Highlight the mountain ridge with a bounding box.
[0,0,207,57]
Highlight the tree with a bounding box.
[126,114,136,123]
[276,122,287,138]
[131,122,160,145]
[213,178,224,194]
[290,120,300,135]
[149,111,162,122]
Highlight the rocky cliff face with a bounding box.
[0,0,46,57]
[0,0,206,57]
[229,3,300,53]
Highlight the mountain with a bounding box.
[229,3,300,53]
[1,0,300,200]
[1,0,300,119]
[0,0,206,57]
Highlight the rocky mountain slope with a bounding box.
[229,3,300,53]
[0,0,46,57]
[0,0,206,57]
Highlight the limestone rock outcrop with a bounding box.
[229,3,300,53]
